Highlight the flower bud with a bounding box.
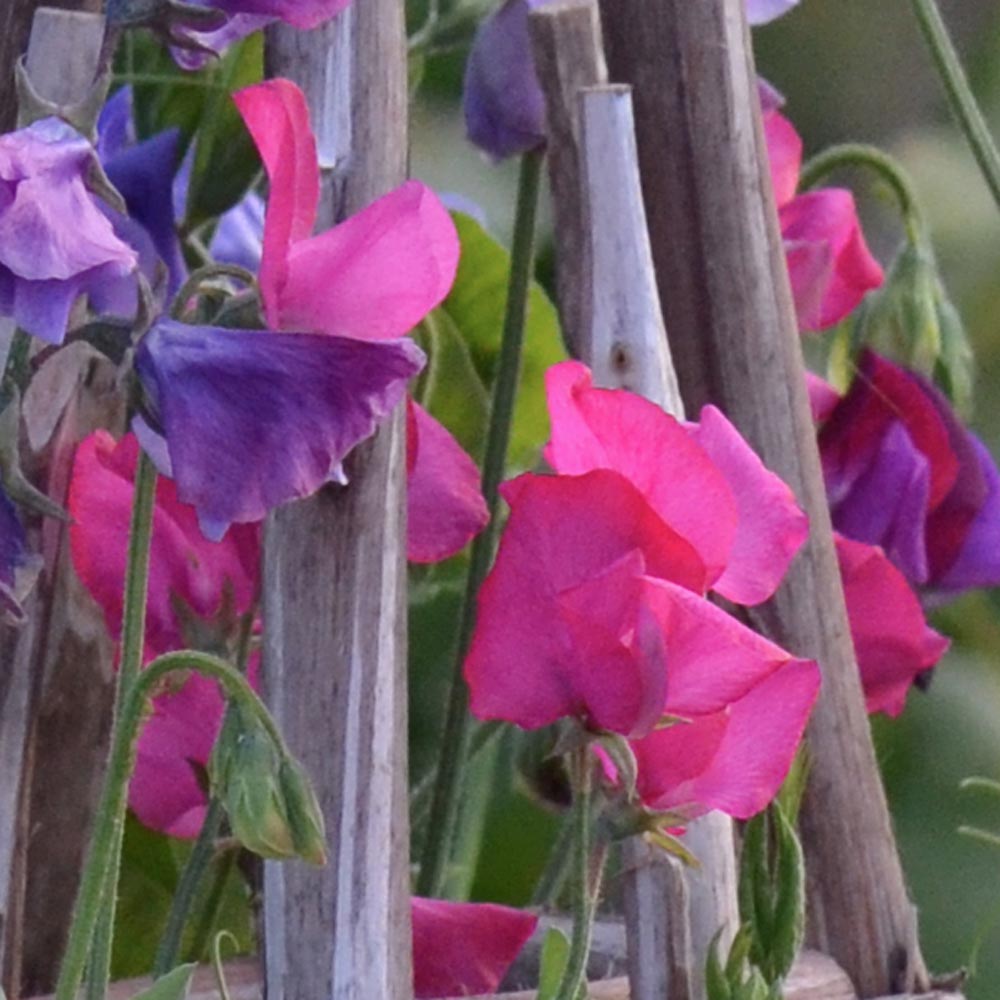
[278,756,327,866]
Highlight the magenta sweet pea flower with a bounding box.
[835,533,948,717]
[543,361,808,606]
[0,118,137,344]
[233,79,459,341]
[69,430,259,655]
[407,400,489,563]
[816,350,1000,596]
[763,108,883,331]
[412,898,537,998]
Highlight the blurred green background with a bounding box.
[405,1,1000,995]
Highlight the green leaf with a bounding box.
[704,930,733,1000]
[185,35,264,227]
[414,309,490,458]
[129,964,196,1000]
[738,811,773,963]
[769,803,806,982]
[439,212,566,470]
[536,927,571,1000]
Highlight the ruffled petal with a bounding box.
[687,404,808,605]
[631,658,819,819]
[277,180,460,340]
[411,898,537,999]
[464,470,707,732]
[233,79,319,320]
[835,534,949,716]
[779,188,884,330]
[763,111,801,209]
[134,319,425,539]
[544,361,737,589]
[406,400,488,563]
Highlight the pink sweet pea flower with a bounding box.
[763,108,883,331]
[543,361,808,606]
[69,430,261,834]
[835,534,948,717]
[233,79,459,342]
[412,898,537,998]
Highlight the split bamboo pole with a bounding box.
[260,3,413,998]
[597,0,929,993]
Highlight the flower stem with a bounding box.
[798,143,926,243]
[553,747,604,1000]
[57,452,157,1000]
[416,148,545,899]
[56,645,272,1000]
[909,0,1000,213]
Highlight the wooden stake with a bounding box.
[598,0,928,993]
[261,3,412,998]
[0,11,119,996]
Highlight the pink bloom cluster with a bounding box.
[466,362,820,821]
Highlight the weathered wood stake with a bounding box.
[598,0,929,993]
[261,3,413,998]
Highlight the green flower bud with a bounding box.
[278,757,327,866]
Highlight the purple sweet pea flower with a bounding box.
[463,0,800,160]
[0,119,137,344]
[90,88,187,315]
[210,190,266,273]
[134,318,425,539]
[815,350,1000,597]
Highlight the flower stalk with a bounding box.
[909,0,1000,214]
[416,147,545,898]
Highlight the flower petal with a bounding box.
[746,0,799,25]
[233,79,319,321]
[543,361,737,589]
[835,534,949,716]
[763,111,801,209]
[134,319,425,539]
[687,404,808,605]
[217,0,350,29]
[276,180,460,340]
[632,657,819,819]
[411,897,537,999]
[406,400,488,563]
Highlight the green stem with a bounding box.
[56,649,272,1000]
[170,263,257,320]
[910,0,1000,213]
[553,748,603,1000]
[798,143,925,243]
[152,798,226,977]
[416,148,545,898]
[153,614,254,976]
[530,808,576,908]
[59,453,157,1000]
[188,846,238,963]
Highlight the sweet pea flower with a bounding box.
[132,79,463,538]
[68,430,261,834]
[465,363,820,821]
[815,350,1000,595]
[835,533,948,717]
[412,898,537,998]
[763,106,883,330]
[0,118,137,344]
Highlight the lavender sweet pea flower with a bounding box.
[0,119,137,344]
[134,319,425,539]
[210,190,266,273]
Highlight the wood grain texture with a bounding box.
[598,0,928,994]
[576,84,740,1000]
[29,949,865,1000]
[527,0,606,354]
[0,0,101,131]
[0,15,118,996]
[261,3,412,998]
